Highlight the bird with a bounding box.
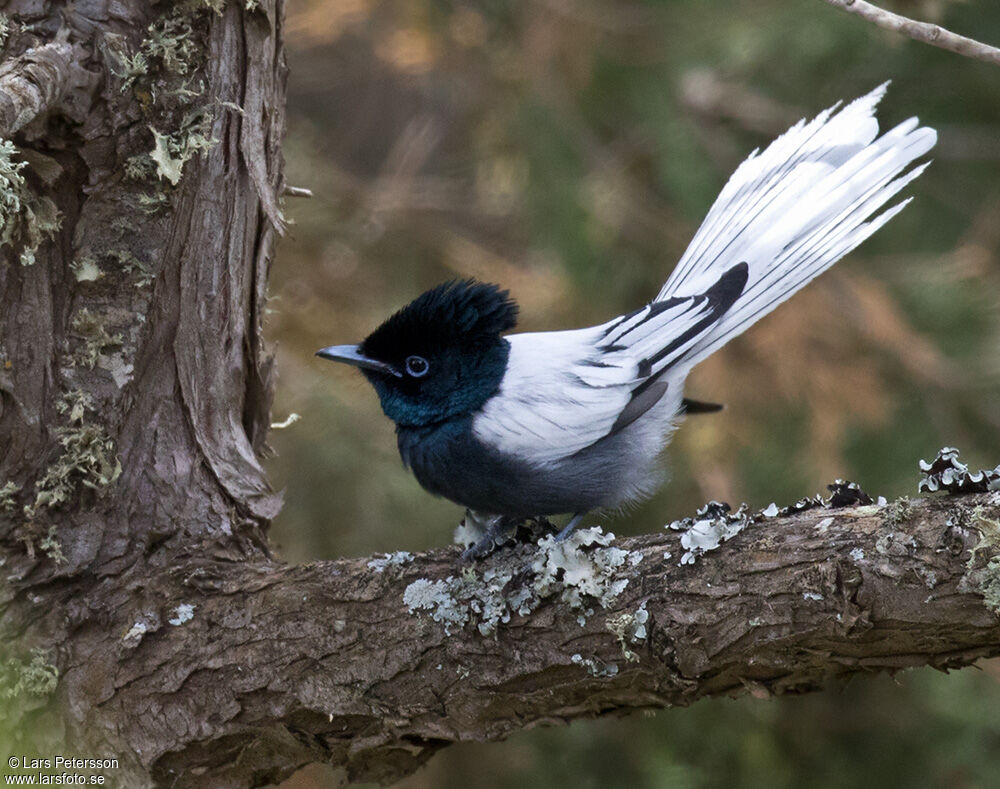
[317,84,936,559]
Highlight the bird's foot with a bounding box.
[460,512,521,561]
[457,511,559,561]
[457,511,587,560]
[553,512,586,542]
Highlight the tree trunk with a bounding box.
[0,0,285,780]
[2,3,1000,788]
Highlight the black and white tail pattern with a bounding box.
[659,83,936,368]
[473,85,935,477]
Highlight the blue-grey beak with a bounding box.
[315,344,402,377]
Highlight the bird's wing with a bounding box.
[471,326,634,464]
[472,265,746,464]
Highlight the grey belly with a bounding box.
[397,416,662,517]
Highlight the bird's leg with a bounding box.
[554,512,586,542]
[460,512,519,561]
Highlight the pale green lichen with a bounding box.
[121,621,149,646]
[0,139,61,266]
[952,500,1000,616]
[108,5,222,197]
[26,424,121,515]
[124,153,158,182]
[168,603,195,626]
[149,127,184,184]
[70,309,122,368]
[367,551,414,573]
[666,502,751,565]
[0,649,58,732]
[110,216,135,235]
[135,191,171,213]
[38,526,66,564]
[105,249,153,286]
[70,255,103,282]
[403,566,513,636]
[101,351,135,389]
[0,13,10,48]
[108,46,149,92]
[148,109,217,186]
[218,99,246,116]
[531,528,639,615]
[875,529,916,557]
[57,390,94,424]
[963,508,1000,616]
[24,390,109,528]
[883,496,913,527]
[0,481,20,513]
[968,508,1000,563]
[605,602,649,662]
[167,78,207,102]
[144,14,200,75]
[814,516,834,534]
[403,526,642,636]
[571,653,619,678]
[111,3,218,99]
[0,649,58,701]
[972,556,1000,616]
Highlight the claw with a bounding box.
[459,513,518,561]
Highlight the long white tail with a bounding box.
[660,83,936,367]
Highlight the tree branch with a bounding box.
[68,489,1000,786]
[0,41,75,137]
[820,0,1000,67]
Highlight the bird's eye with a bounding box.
[405,355,429,378]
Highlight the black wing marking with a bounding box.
[609,380,669,434]
[606,262,747,436]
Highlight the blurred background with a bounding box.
[268,0,1000,786]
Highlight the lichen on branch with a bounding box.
[0,138,60,266]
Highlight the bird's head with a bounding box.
[317,280,519,428]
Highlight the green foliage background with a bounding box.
[268,1,1000,786]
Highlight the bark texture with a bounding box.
[0,39,75,137]
[0,0,286,781]
[124,492,1000,786]
[2,3,1000,789]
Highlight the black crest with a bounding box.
[361,280,519,360]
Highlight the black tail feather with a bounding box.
[681,398,724,414]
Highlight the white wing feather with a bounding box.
[473,328,630,463]
[473,296,718,463]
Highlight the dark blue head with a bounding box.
[317,280,518,427]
